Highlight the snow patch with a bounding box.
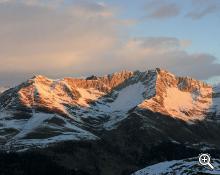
[10,113,54,140]
[132,158,220,175]
[102,82,145,112]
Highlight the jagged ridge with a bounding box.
[138,68,213,121]
[0,68,215,121]
[0,68,219,149]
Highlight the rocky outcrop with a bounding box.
[1,69,220,175]
[0,69,215,120]
[138,69,213,121]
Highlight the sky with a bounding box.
[0,0,220,86]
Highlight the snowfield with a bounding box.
[0,87,8,94]
[1,69,220,150]
[132,158,220,175]
[0,112,98,149]
[97,82,146,112]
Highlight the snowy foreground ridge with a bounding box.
[132,158,220,175]
[0,68,220,149]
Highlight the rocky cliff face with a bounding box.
[0,68,219,149]
[0,71,135,115]
[138,69,213,121]
[0,69,213,119]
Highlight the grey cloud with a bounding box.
[133,37,181,49]
[64,37,220,81]
[0,0,124,86]
[0,1,220,86]
[143,0,220,20]
[186,0,220,20]
[109,37,220,80]
[144,0,180,19]
[0,0,120,70]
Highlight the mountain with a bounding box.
[1,68,220,175]
[0,87,7,94]
[0,68,219,145]
[0,68,217,147]
[132,157,220,175]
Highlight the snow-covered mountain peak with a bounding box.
[0,87,7,94]
[107,69,133,77]
[138,69,213,121]
[29,75,54,86]
[31,74,49,80]
[0,69,216,123]
[132,157,220,175]
[1,68,220,149]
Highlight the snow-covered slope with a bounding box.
[0,111,98,148]
[0,68,219,149]
[209,84,220,119]
[132,157,220,175]
[0,87,7,94]
[139,69,213,121]
[0,69,214,121]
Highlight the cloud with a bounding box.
[186,0,220,20]
[0,0,64,7]
[0,1,220,86]
[143,0,220,20]
[0,0,121,72]
[60,36,220,81]
[109,37,220,80]
[144,0,180,19]
[129,37,182,49]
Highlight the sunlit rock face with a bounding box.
[0,71,135,115]
[0,68,218,148]
[138,69,213,121]
[0,69,215,121]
